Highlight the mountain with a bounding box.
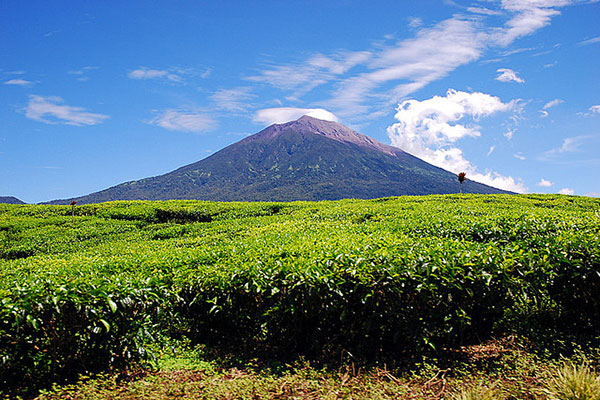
[0,196,25,204]
[46,116,510,204]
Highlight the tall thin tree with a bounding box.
[457,172,466,194]
[70,201,77,221]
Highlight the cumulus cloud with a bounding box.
[4,79,33,86]
[387,89,525,192]
[559,187,575,195]
[538,178,553,187]
[254,108,338,126]
[149,109,216,133]
[25,95,109,126]
[496,68,525,83]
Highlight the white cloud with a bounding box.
[493,0,570,47]
[467,6,503,15]
[543,99,563,109]
[149,109,216,133]
[590,105,600,114]
[495,68,525,83]
[407,17,423,29]
[128,67,183,82]
[25,95,109,126]
[559,187,575,195]
[254,108,338,126]
[246,1,570,121]
[386,89,525,193]
[514,152,526,160]
[578,36,600,46]
[539,110,549,118]
[504,129,516,139]
[4,79,33,86]
[469,171,526,193]
[538,178,554,187]
[211,87,255,112]
[128,68,168,79]
[541,135,592,160]
[487,145,496,156]
[585,192,600,197]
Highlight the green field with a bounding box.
[1,194,600,398]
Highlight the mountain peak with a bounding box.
[250,115,401,156]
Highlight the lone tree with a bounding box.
[70,200,77,220]
[457,172,466,194]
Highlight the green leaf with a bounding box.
[99,318,110,332]
[108,299,118,313]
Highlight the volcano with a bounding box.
[47,115,510,204]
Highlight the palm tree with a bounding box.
[457,172,466,194]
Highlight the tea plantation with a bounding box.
[1,194,599,397]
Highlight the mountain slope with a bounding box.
[0,196,25,204]
[46,116,510,204]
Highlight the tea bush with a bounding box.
[1,195,599,396]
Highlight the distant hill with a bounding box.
[0,196,25,204]
[46,116,511,204]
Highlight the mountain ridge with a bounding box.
[0,196,25,205]
[45,116,511,204]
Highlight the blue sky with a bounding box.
[1,0,599,203]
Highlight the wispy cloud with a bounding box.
[590,105,600,114]
[211,87,255,113]
[25,95,109,126]
[4,79,33,86]
[514,152,526,160]
[128,67,184,82]
[487,145,496,156]
[68,66,98,82]
[540,98,564,117]
[148,109,216,133]
[129,68,170,79]
[578,36,600,46]
[540,135,594,160]
[407,17,423,29]
[538,178,554,187]
[543,99,564,109]
[254,108,338,126]
[492,0,570,47]
[246,1,569,122]
[495,68,525,83]
[467,6,502,15]
[386,89,525,192]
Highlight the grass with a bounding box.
[543,363,600,400]
[36,336,596,400]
